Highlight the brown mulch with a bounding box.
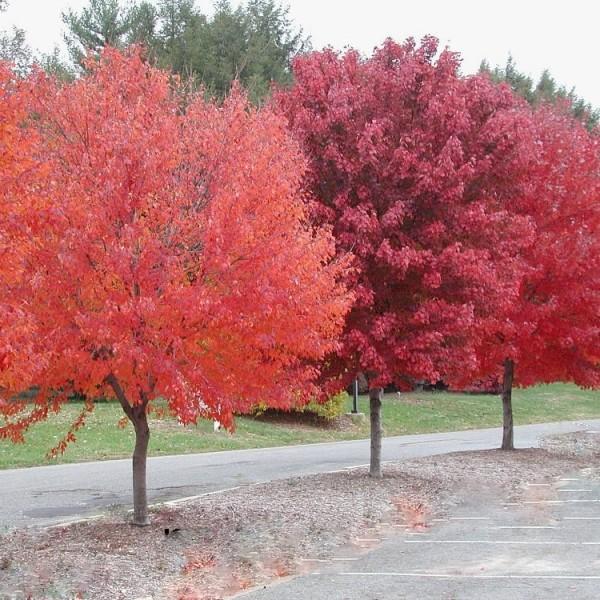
[540,430,600,459]
[1,432,598,600]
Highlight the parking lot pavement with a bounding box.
[239,473,600,600]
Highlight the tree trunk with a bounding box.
[369,387,383,478]
[501,358,515,451]
[130,405,150,526]
[106,373,151,526]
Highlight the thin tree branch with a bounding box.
[105,372,134,421]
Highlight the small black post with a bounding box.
[352,378,359,414]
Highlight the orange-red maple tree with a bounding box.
[0,49,351,524]
[0,62,50,393]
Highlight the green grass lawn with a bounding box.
[1,383,598,469]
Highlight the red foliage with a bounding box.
[474,106,600,387]
[277,37,537,389]
[0,62,50,425]
[0,48,351,445]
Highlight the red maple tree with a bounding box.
[0,49,351,524]
[472,105,600,449]
[277,37,539,474]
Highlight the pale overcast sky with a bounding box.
[2,0,599,106]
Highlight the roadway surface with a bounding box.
[1,419,599,530]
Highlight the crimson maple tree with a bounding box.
[471,105,600,449]
[0,49,351,524]
[277,37,539,474]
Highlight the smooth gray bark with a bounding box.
[501,358,515,451]
[369,387,383,478]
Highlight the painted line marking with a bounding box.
[299,558,329,563]
[526,483,552,487]
[336,573,600,580]
[558,489,593,493]
[355,538,382,542]
[405,540,600,545]
[299,557,359,563]
[559,478,580,482]
[449,517,490,521]
[490,526,558,530]
[343,461,395,471]
[564,517,600,520]
[505,499,600,506]
[45,514,103,529]
[164,486,241,506]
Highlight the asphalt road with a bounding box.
[1,419,599,530]
[239,468,600,599]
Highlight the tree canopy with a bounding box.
[0,48,350,523]
[278,37,537,393]
[278,35,600,464]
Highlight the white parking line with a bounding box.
[505,499,600,505]
[405,540,600,545]
[558,489,593,493]
[300,557,359,563]
[336,573,600,580]
[490,526,558,530]
[299,558,329,563]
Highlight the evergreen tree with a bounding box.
[242,0,309,100]
[0,1,31,74]
[480,56,599,130]
[37,48,77,82]
[59,0,309,101]
[190,0,248,97]
[128,1,158,48]
[62,0,136,65]
[154,0,203,74]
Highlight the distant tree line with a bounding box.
[1,0,597,116]
[58,0,309,102]
[0,0,31,75]
[480,56,599,130]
